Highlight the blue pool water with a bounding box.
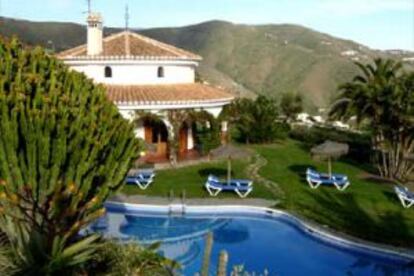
[93,205,414,276]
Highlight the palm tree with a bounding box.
[280,92,304,122]
[223,96,282,143]
[330,58,413,181]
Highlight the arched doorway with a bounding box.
[178,122,198,160]
[144,119,169,159]
[178,122,189,156]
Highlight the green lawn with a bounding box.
[121,160,274,199]
[120,140,414,246]
[254,140,414,247]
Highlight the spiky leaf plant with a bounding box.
[0,37,140,274]
[91,241,179,276]
[201,232,213,276]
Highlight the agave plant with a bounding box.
[0,216,100,275]
[92,240,180,276]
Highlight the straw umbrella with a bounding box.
[311,140,349,176]
[210,144,253,184]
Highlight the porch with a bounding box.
[137,119,199,163]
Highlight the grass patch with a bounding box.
[121,160,274,199]
[121,139,414,246]
[254,139,414,246]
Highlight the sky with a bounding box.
[1,0,413,51]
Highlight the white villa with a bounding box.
[57,12,233,162]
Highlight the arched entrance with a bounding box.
[178,122,198,160]
[178,122,189,156]
[144,119,169,160]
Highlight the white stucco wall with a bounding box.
[202,106,223,118]
[119,105,225,117]
[119,110,135,121]
[187,127,194,150]
[135,120,145,140]
[69,62,196,85]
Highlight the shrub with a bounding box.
[193,113,221,155]
[223,96,289,143]
[289,125,371,163]
[90,241,178,276]
[0,38,140,274]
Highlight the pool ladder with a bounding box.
[168,190,186,216]
[169,204,186,215]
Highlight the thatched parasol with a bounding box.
[311,140,349,176]
[210,144,253,184]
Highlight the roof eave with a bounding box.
[114,98,234,110]
[57,55,202,62]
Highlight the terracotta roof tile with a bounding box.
[106,83,234,105]
[57,31,201,60]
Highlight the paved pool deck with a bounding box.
[110,194,278,208]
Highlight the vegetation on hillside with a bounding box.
[142,21,404,108]
[0,37,141,274]
[2,18,412,109]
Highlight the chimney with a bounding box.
[87,12,103,56]
[125,32,131,56]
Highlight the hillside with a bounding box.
[1,17,412,109]
[141,21,413,109]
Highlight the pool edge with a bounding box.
[105,200,414,261]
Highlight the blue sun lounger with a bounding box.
[125,169,155,190]
[205,175,253,198]
[306,168,350,191]
[395,186,414,208]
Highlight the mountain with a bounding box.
[0,17,120,51]
[1,17,412,109]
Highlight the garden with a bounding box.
[0,36,412,275]
[122,138,414,247]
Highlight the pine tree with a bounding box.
[0,37,140,272]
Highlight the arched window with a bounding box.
[157,66,164,78]
[104,66,112,78]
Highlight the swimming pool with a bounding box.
[93,202,414,275]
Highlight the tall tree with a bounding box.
[0,37,140,273]
[280,92,303,122]
[330,58,413,181]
